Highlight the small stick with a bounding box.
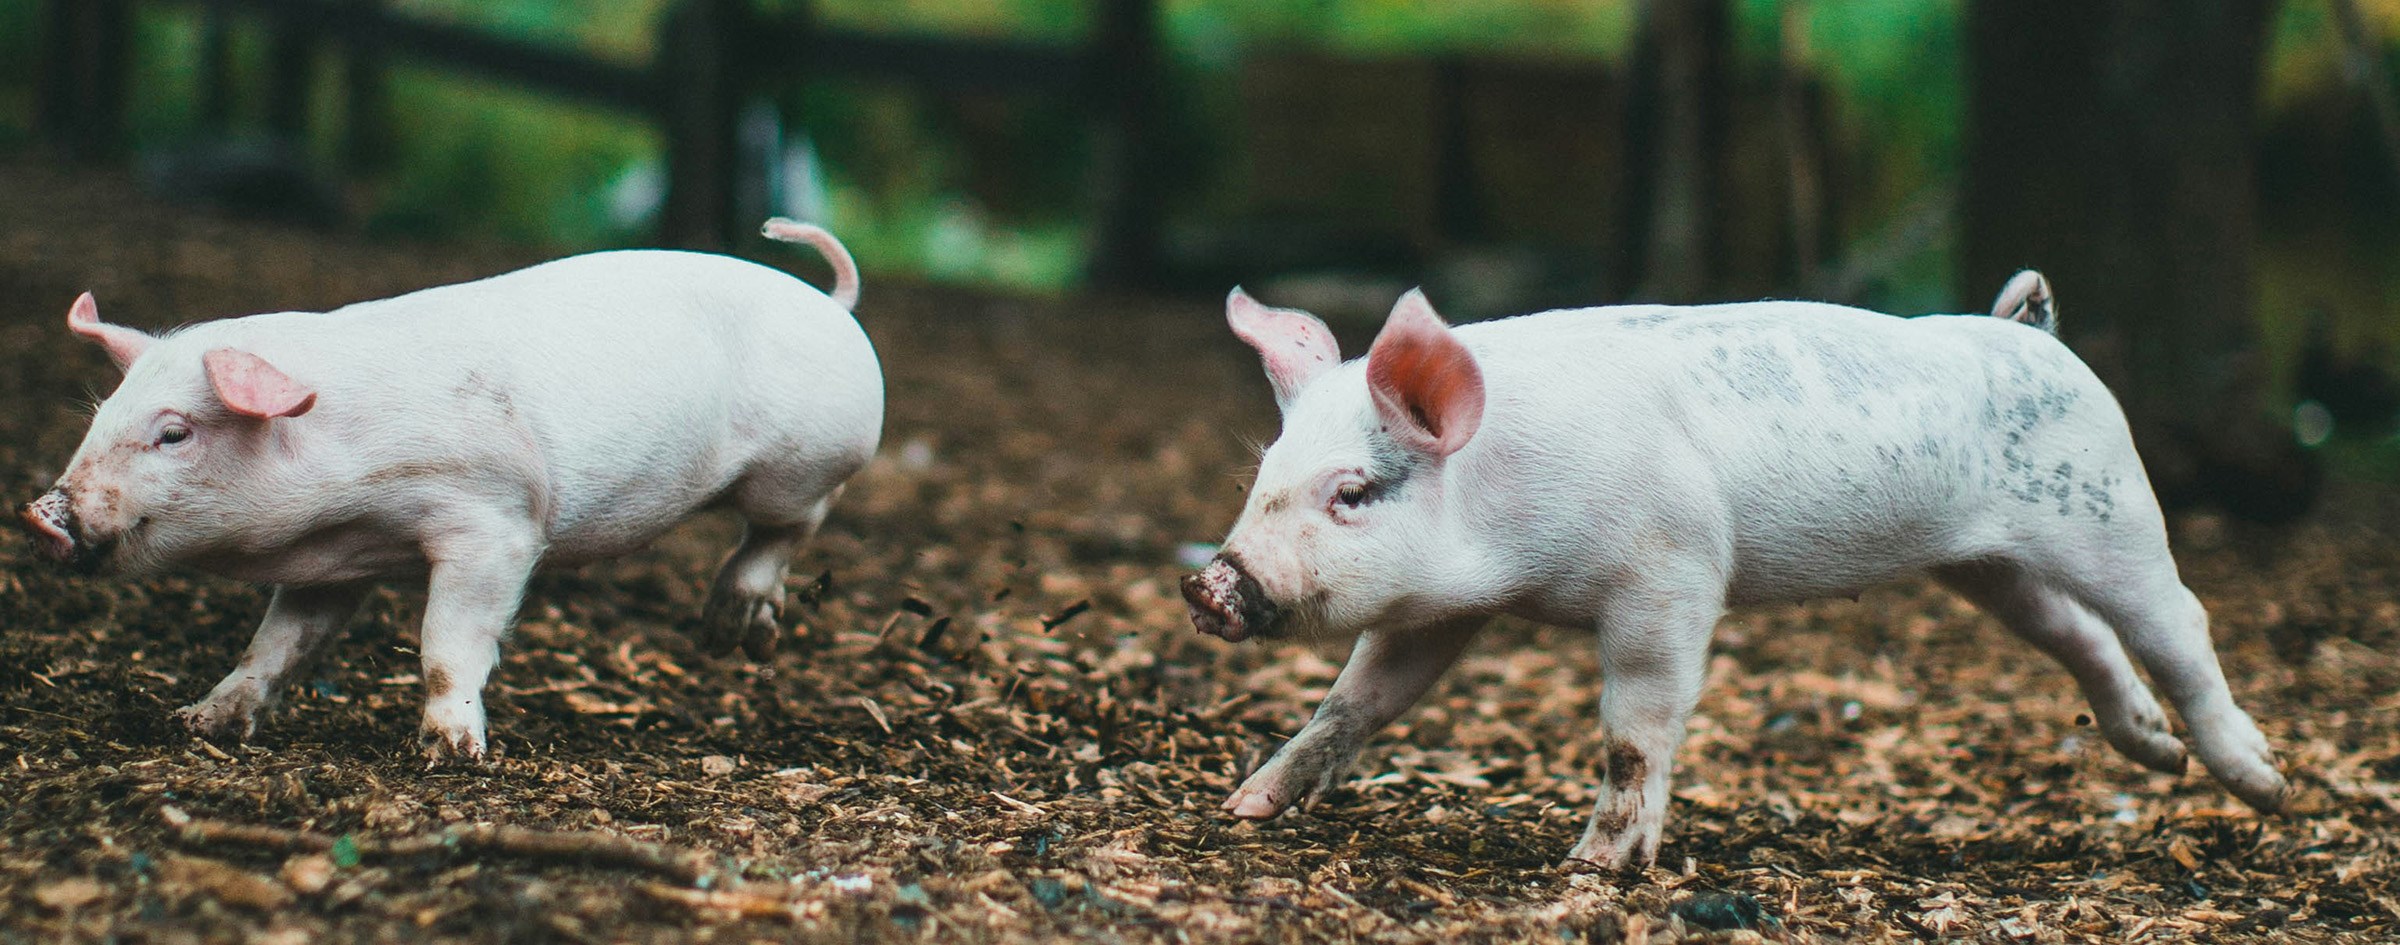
[640,882,815,922]
[159,806,714,885]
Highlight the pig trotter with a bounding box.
[1564,738,1667,870]
[696,518,819,660]
[696,590,782,659]
[419,721,490,767]
[170,582,367,749]
[172,695,261,744]
[1224,743,1354,820]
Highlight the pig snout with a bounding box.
[18,490,81,563]
[1181,555,1280,643]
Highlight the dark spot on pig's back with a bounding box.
[1710,342,1803,405]
[453,370,518,419]
[1974,345,2117,516]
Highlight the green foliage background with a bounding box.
[0,0,2394,365]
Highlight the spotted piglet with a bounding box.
[1182,273,2287,868]
[17,219,880,762]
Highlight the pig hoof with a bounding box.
[2207,740,2289,813]
[2108,726,2189,776]
[171,699,259,744]
[418,727,490,768]
[1223,784,1289,820]
[1224,760,1344,819]
[1563,830,1658,872]
[696,593,781,659]
[2190,712,2288,813]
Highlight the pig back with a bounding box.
[1449,302,2141,606]
[255,250,881,560]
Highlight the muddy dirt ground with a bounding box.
[0,153,2396,944]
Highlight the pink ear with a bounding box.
[1227,287,1341,408]
[66,292,154,370]
[1366,289,1484,457]
[204,348,316,419]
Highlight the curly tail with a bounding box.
[1990,269,2057,334]
[760,217,860,312]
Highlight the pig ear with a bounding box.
[203,348,316,419]
[66,292,154,371]
[1227,287,1341,409]
[1366,289,1484,457]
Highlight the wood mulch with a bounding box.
[0,152,2394,943]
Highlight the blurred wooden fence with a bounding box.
[33,0,1164,284]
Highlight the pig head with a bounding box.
[19,293,317,576]
[1182,288,1496,645]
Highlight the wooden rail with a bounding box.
[34,0,1164,284]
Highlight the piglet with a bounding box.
[1182,273,2287,868]
[17,218,879,762]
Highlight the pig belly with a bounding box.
[531,417,751,564]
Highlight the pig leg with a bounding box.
[173,581,369,742]
[697,491,836,659]
[1933,561,2188,774]
[1225,618,1484,819]
[1565,582,1722,870]
[416,530,541,764]
[2054,562,2287,811]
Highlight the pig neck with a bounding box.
[1392,462,1540,630]
[1442,440,1634,631]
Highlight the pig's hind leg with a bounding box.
[174,581,369,742]
[697,487,840,660]
[2045,550,2288,812]
[1933,561,2187,774]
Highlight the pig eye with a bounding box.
[1334,481,1372,509]
[155,424,191,447]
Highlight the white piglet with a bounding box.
[17,219,879,762]
[1182,273,2287,868]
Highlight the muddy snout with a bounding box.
[16,490,94,569]
[1180,554,1280,643]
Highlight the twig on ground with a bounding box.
[640,882,822,922]
[159,805,715,885]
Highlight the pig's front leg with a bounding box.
[1226,619,1483,819]
[416,528,541,764]
[1565,581,1722,871]
[173,582,369,742]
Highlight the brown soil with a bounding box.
[2,154,2396,943]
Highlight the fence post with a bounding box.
[37,0,132,161]
[343,0,393,171]
[198,0,234,132]
[658,0,749,250]
[265,19,316,139]
[1084,0,1163,289]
